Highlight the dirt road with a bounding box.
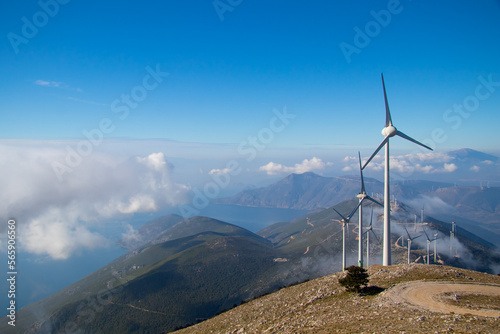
[385,281,500,318]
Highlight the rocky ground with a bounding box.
[173,264,500,333]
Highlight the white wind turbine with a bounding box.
[364,208,380,267]
[362,73,433,266]
[404,226,421,265]
[356,151,383,267]
[332,202,362,271]
[423,229,438,265]
[433,232,439,262]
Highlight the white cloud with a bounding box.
[343,156,357,162]
[259,162,286,175]
[35,79,61,87]
[34,79,83,92]
[481,160,494,165]
[0,142,189,259]
[363,152,458,175]
[259,157,332,175]
[470,165,480,172]
[209,168,232,175]
[342,166,353,172]
[137,152,169,171]
[23,208,109,260]
[442,163,458,173]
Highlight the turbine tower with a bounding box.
[332,202,362,271]
[433,232,439,262]
[450,221,457,257]
[423,229,438,265]
[356,151,383,267]
[363,73,433,266]
[404,226,421,264]
[364,208,379,267]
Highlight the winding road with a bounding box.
[385,281,500,318]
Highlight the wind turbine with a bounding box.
[332,202,362,271]
[362,74,433,266]
[423,229,438,265]
[364,208,380,267]
[450,221,457,257]
[433,232,439,262]
[356,151,383,267]
[404,226,421,264]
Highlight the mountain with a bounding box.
[5,216,288,334]
[258,198,500,277]
[215,170,500,246]
[118,214,259,250]
[214,172,383,210]
[448,148,499,163]
[173,264,500,333]
[118,214,184,250]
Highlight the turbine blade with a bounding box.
[396,131,433,151]
[365,195,383,207]
[370,229,380,243]
[332,207,348,221]
[347,201,362,220]
[423,229,430,241]
[412,234,422,240]
[381,73,392,127]
[369,208,374,227]
[404,226,411,239]
[347,223,351,248]
[362,136,389,169]
[358,151,366,194]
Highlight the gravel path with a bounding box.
[385,281,500,318]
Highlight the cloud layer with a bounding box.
[342,152,460,175]
[0,141,189,259]
[259,157,333,175]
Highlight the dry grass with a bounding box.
[173,264,500,334]
[441,292,500,311]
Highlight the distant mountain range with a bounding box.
[448,148,499,163]
[7,200,500,333]
[214,172,383,210]
[214,155,500,246]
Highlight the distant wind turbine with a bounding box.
[362,73,433,266]
[332,202,362,271]
[356,151,383,267]
[364,208,380,267]
[423,229,438,265]
[433,232,439,262]
[404,226,421,264]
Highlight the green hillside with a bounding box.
[5,216,286,334]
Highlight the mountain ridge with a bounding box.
[214,172,383,210]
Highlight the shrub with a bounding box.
[339,266,369,293]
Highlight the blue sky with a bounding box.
[1,0,499,149]
[1,1,500,261]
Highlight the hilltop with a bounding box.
[174,264,500,333]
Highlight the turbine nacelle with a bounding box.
[356,193,367,200]
[381,125,397,138]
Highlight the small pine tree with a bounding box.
[338,266,369,293]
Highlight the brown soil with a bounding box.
[384,281,500,317]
